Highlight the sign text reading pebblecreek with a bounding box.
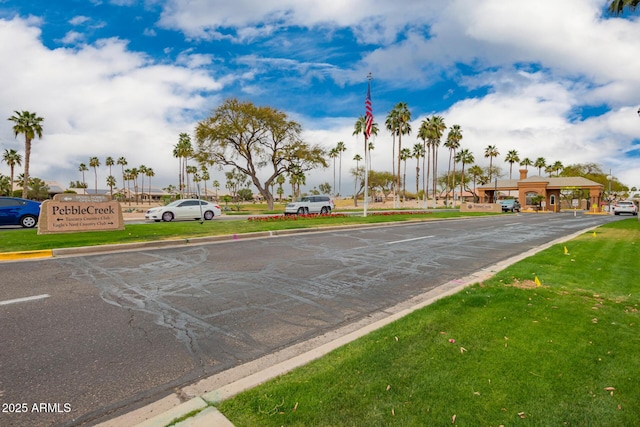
[38,194,124,234]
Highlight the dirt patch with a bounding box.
[507,279,540,289]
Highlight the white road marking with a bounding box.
[0,294,51,306]
[388,236,434,245]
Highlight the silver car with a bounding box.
[145,199,221,222]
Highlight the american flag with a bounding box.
[365,80,373,139]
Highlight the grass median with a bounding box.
[216,219,640,426]
[0,211,491,253]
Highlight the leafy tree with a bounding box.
[195,99,327,210]
[0,174,11,196]
[2,149,22,195]
[26,176,49,201]
[69,180,87,188]
[238,187,253,201]
[9,111,44,199]
[318,182,332,195]
[467,165,484,202]
[455,149,475,202]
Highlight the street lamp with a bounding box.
[606,170,612,214]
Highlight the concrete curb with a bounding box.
[0,249,53,261]
[103,223,599,427]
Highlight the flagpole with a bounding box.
[364,72,373,218]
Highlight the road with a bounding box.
[0,212,622,426]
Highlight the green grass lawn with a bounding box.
[0,211,492,252]
[215,219,640,426]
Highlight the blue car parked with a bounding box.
[0,197,42,228]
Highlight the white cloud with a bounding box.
[0,17,223,189]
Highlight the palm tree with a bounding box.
[417,119,431,203]
[8,110,44,199]
[2,149,22,195]
[609,0,639,14]
[444,125,462,205]
[138,165,148,202]
[106,175,116,197]
[336,141,347,197]
[519,157,533,171]
[78,163,88,189]
[89,156,100,194]
[400,148,412,203]
[455,149,474,202]
[124,168,133,205]
[385,108,399,179]
[534,157,546,176]
[329,147,339,197]
[412,143,425,196]
[484,145,500,182]
[146,167,155,204]
[186,165,197,197]
[117,157,127,199]
[212,180,220,202]
[424,115,446,207]
[393,103,412,205]
[504,150,520,180]
[105,156,115,196]
[352,154,362,205]
[173,133,193,198]
[200,166,209,200]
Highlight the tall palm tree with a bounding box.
[550,160,564,176]
[608,0,639,14]
[417,119,431,203]
[117,157,127,197]
[534,157,547,176]
[336,141,347,197]
[2,149,22,195]
[484,145,500,181]
[329,147,339,197]
[146,167,155,204]
[392,103,412,205]
[353,154,362,205]
[412,143,425,196]
[400,148,412,202]
[455,149,474,202]
[519,157,533,171]
[138,165,148,202]
[174,133,193,198]
[425,115,446,207]
[385,108,399,179]
[124,168,133,205]
[89,156,100,194]
[504,149,520,180]
[199,166,209,200]
[186,165,197,197]
[8,110,44,199]
[78,163,88,189]
[105,156,115,196]
[106,175,116,197]
[444,125,462,205]
[212,180,220,202]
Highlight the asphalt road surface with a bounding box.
[0,212,623,426]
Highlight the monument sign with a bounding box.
[38,194,124,234]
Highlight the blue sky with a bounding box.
[1,0,639,195]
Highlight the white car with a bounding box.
[145,199,221,222]
[285,196,334,215]
[612,200,638,216]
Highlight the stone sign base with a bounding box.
[38,194,124,234]
[459,203,502,213]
